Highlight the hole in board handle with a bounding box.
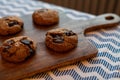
[105,16,114,20]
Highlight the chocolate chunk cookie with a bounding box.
[32,9,59,26]
[0,36,36,63]
[45,28,78,52]
[0,16,23,35]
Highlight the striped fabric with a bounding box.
[0,0,120,80]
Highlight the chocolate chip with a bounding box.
[21,39,32,45]
[65,30,76,36]
[8,21,19,27]
[7,40,15,45]
[52,35,64,43]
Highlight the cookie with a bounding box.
[0,36,36,63]
[0,16,23,35]
[32,9,59,25]
[45,28,78,52]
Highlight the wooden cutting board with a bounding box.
[0,12,119,80]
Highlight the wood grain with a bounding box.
[97,0,107,14]
[90,0,99,15]
[0,12,119,80]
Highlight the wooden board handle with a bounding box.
[84,13,120,33]
[61,13,120,35]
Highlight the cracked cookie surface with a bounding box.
[0,16,23,35]
[32,9,59,26]
[45,28,78,52]
[0,36,36,63]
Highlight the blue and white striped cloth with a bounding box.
[0,0,120,80]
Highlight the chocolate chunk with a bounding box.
[21,39,34,55]
[4,46,11,49]
[52,35,64,43]
[8,21,19,27]
[65,30,76,36]
[29,49,35,54]
[21,24,24,28]
[51,34,57,38]
[8,53,14,57]
[53,38,64,43]
[7,40,15,45]
[4,18,9,21]
[4,17,10,20]
[21,39,32,45]
[38,9,48,13]
[3,40,14,53]
[3,46,11,52]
